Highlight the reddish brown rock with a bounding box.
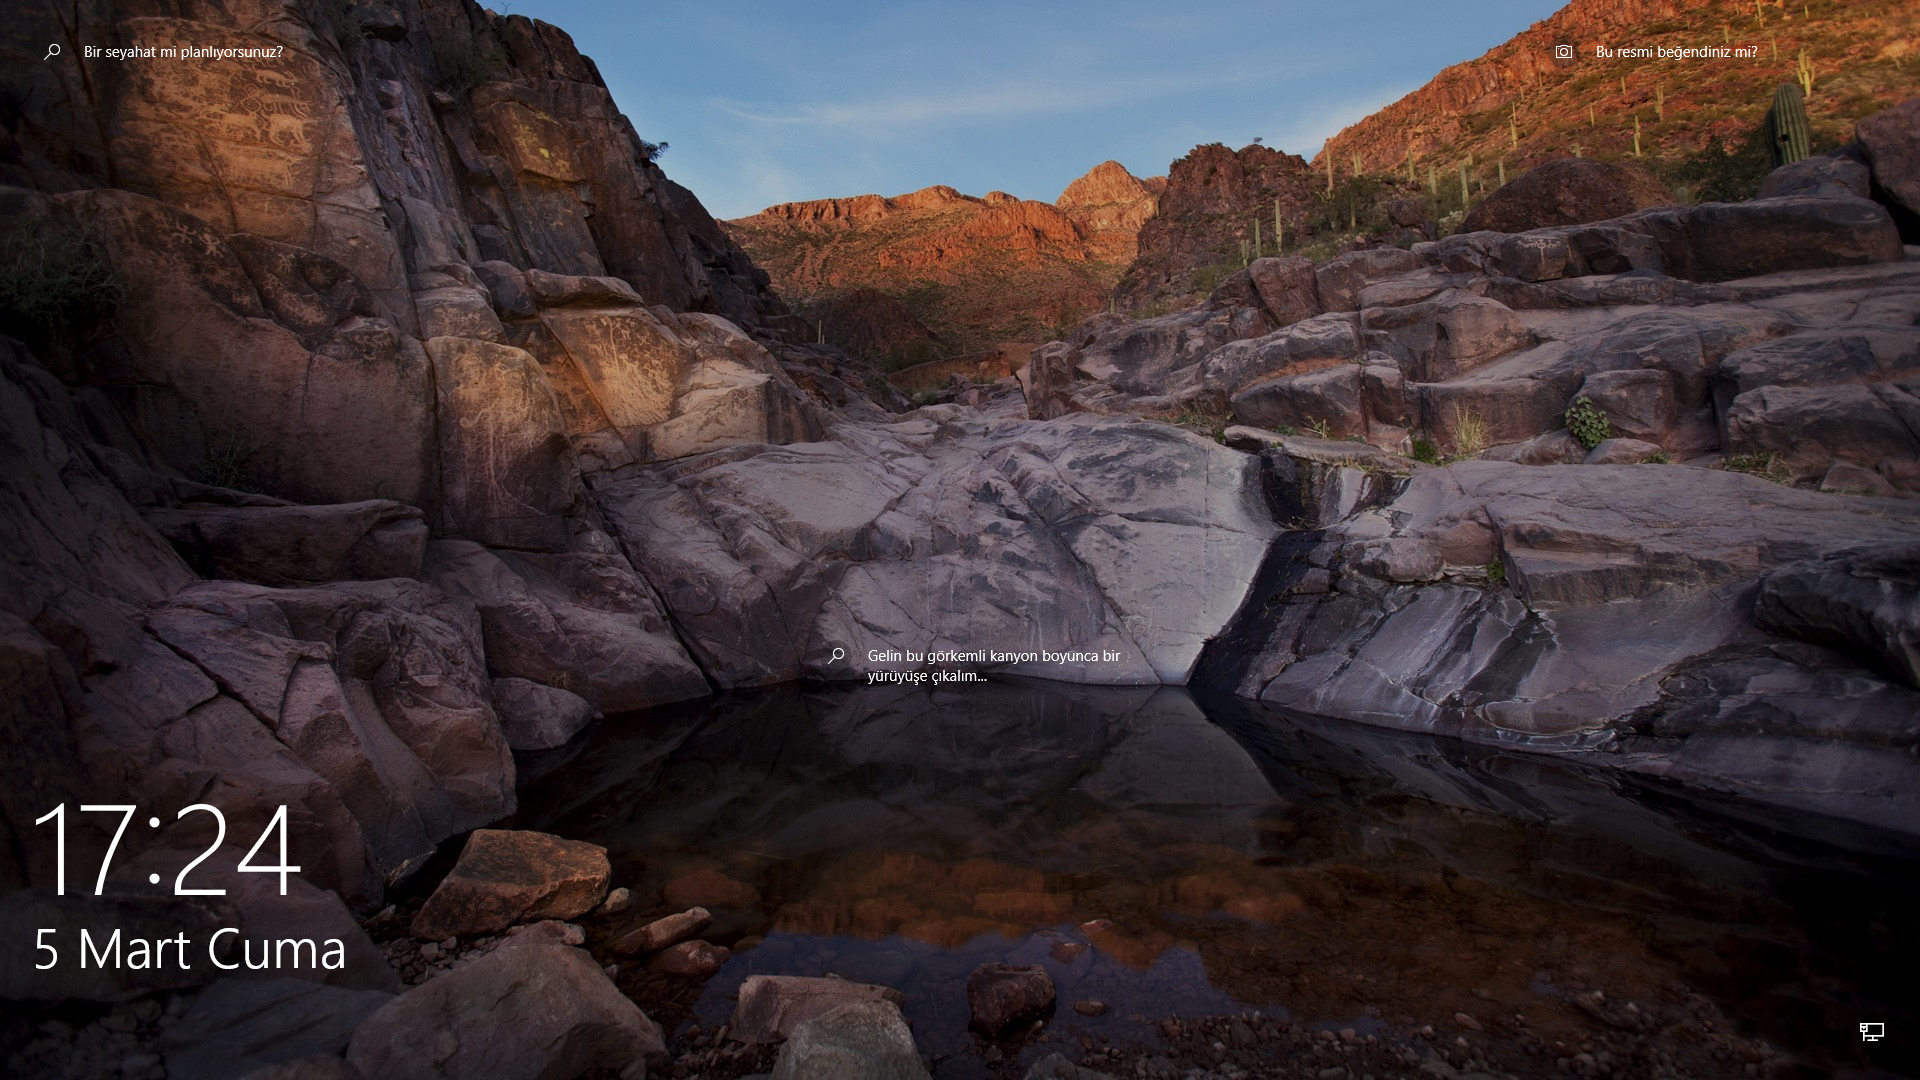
[1460,159,1672,234]
[727,162,1161,358]
[411,830,611,939]
[609,907,713,955]
[663,868,761,910]
[965,962,1056,1036]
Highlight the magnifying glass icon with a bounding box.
[829,647,845,664]
[44,44,62,61]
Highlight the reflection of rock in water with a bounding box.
[523,682,1279,871]
[514,683,1920,1077]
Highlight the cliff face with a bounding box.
[724,162,1162,361]
[0,0,898,910]
[1114,143,1322,314]
[1313,0,1919,185]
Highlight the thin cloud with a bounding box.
[713,70,1274,131]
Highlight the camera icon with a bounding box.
[1861,1022,1885,1042]
[1554,44,1574,60]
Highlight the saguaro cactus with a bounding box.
[1766,82,1811,166]
[1796,49,1815,96]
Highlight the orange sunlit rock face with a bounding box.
[724,162,1162,360]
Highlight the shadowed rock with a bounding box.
[346,943,664,1078]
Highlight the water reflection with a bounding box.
[514,681,1919,1078]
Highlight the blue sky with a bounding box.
[503,1,1566,220]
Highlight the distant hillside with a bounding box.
[724,162,1163,365]
[1314,0,1917,193]
[1113,143,1326,314]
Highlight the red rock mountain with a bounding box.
[1113,144,1325,314]
[1313,0,1917,188]
[724,163,1163,363]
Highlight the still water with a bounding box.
[513,681,1918,1078]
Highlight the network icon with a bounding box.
[1860,1022,1885,1042]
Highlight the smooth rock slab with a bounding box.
[966,962,1056,1036]
[1756,543,1920,688]
[730,975,908,1045]
[770,1000,929,1080]
[411,829,610,939]
[346,943,664,1079]
[162,978,391,1080]
[490,676,597,751]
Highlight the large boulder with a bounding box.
[161,978,392,1080]
[1855,96,1920,240]
[345,942,665,1078]
[1230,365,1364,437]
[1461,158,1672,234]
[1722,381,1920,481]
[1246,256,1322,327]
[730,975,908,1045]
[966,963,1056,1036]
[770,1000,929,1080]
[410,829,611,939]
[1238,461,1920,741]
[1197,312,1362,401]
[1075,305,1266,395]
[1756,153,1872,200]
[1680,197,1904,282]
[1756,544,1920,688]
[1315,247,1421,313]
[596,414,1278,687]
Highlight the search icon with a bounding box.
[829,647,845,664]
[44,44,62,61]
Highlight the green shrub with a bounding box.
[0,217,123,345]
[1566,398,1611,450]
[1659,124,1775,203]
[431,29,507,90]
[1410,437,1441,464]
[191,434,258,492]
[328,0,367,52]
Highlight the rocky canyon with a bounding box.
[1,0,1918,1078]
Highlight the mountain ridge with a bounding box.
[724,161,1163,363]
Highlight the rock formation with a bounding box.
[725,163,1162,360]
[1313,0,1916,181]
[1114,143,1322,314]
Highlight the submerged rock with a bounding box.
[770,999,929,1080]
[966,962,1056,1036]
